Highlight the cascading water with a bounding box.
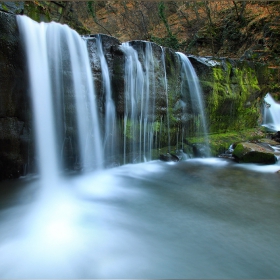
[95,34,117,160]
[120,43,210,161]
[161,46,171,152]
[262,93,280,131]
[17,15,103,183]
[121,42,143,163]
[16,17,59,186]
[177,52,210,156]
[17,15,211,174]
[121,42,156,163]
[141,42,156,162]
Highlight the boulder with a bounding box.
[232,142,278,164]
[271,131,280,143]
[159,153,179,162]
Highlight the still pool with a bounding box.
[0,158,279,278]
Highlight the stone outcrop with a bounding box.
[271,131,280,143]
[232,142,278,164]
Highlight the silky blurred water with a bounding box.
[0,159,280,278]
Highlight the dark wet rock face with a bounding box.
[0,11,32,179]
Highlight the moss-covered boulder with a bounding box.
[232,142,278,164]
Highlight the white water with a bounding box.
[17,16,60,186]
[262,93,280,131]
[121,42,156,163]
[67,31,103,171]
[177,52,210,155]
[0,159,280,278]
[161,46,171,151]
[17,16,103,181]
[121,42,144,163]
[141,42,156,161]
[95,35,117,158]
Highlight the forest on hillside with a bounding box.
[66,1,280,99]
[1,1,280,97]
[70,1,280,64]
[73,1,280,62]
[75,0,280,100]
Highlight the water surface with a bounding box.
[0,159,279,278]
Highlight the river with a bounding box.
[0,158,279,278]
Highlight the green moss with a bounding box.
[24,2,51,23]
[232,143,245,158]
[206,59,264,134]
[0,4,9,12]
[241,151,277,164]
[232,141,277,164]
[187,128,265,156]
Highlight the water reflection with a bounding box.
[0,159,279,278]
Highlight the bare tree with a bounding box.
[87,1,113,36]
[232,1,247,22]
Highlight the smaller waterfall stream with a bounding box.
[141,42,156,162]
[177,52,210,156]
[161,47,171,152]
[121,42,156,163]
[95,35,117,159]
[121,42,144,163]
[262,93,280,131]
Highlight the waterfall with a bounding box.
[16,14,210,179]
[17,16,59,184]
[95,34,117,160]
[121,42,143,163]
[17,15,103,183]
[161,47,171,152]
[141,42,156,162]
[177,52,210,156]
[121,42,156,163]
[262,93,280,131]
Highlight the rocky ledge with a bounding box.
[232,141,280,164]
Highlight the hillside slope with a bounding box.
[1,1,280,98]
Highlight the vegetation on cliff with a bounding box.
[1,1,279,100]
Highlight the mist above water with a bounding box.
[0,159,280,278]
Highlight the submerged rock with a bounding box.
[271,131,280,143]
[218,144,235,160]
[232,142,278,164]
[159,153,180,162]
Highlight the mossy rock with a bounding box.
[232,142,278,164]
[258,138,280,146]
